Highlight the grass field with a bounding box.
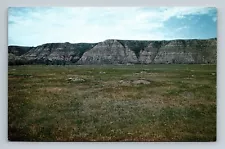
[8,64,216,141]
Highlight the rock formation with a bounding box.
[8,38,217,65]
[76,39,137,64]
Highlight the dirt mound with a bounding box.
[132,80,151,85]
[119,79,151,86]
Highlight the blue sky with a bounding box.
[8,7,217,46]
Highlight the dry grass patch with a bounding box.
[38,87,67,93]
[8,64,216,141]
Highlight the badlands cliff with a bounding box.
[8,38,217,65]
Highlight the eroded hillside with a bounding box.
[8,38,217,65]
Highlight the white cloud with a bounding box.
[174,26,189,33]
[135,7,216,22]
[8,7,216,46]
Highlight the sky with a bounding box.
[8,7,217,46]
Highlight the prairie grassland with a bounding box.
[8,64,216,141]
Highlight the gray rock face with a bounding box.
[139,42,161,64]
[151,40,195,64]
[8,38,217,65]
[9,42,96,65]
[77,39,138,64]
[8,46,32,56]
[138,39,217,64]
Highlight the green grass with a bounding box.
[8,64,216,141]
